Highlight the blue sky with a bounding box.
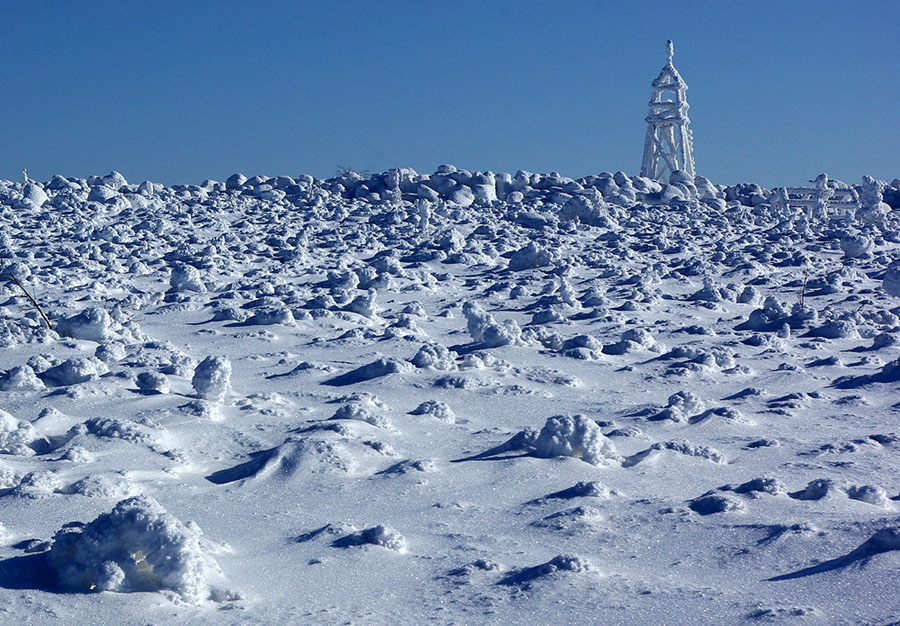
[1,1,897,187]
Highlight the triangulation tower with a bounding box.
[640,40,695,182]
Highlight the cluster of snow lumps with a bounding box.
[735,295,820,334]
[625,439,727,467]
[532,415,621,467]
[461,301,521,347]
[46,495,229,602]
[788,478,893,508]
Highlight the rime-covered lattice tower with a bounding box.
[640,40,695,182]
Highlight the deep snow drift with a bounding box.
[0,166,899,624]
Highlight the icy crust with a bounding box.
[46,495,227,603]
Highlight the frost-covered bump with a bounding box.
[410,343,458,370]
[0,365,45,391]
[56,306,115,342]
[462,301,521,348]
[409,400,456,423]
[39,357,108,387]
[839,234,873,259]
[666,390,705,417]
[333,525,407,552]
[507,242,555,271]
[343,289,378,318]
[845,484,891,508]
[191,356,232,402]
[330,404,390,428]
[0,409,39,456]
[46,495,224,602]
[689,493,745,515]
[169,262,208,293]
[533,415,621,467]
[136,372,170,394]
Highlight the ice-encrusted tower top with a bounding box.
[640,40,695,182]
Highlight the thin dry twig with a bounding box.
[2,272,53,331]
[797,272,809,309]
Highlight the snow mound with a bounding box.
[135,372,169,393]
[206,436,363,483]
[331,525,407,552]
[0,365,45,391]
[59,474,140,499]
[497,554,592,588]
[56,306,139,343]
[323,357,413,386]
[39,357,108,387]
[689,493,745,515]
[410,343,458,370]
[46,495,226,603]
[169,263,207,293]
[330,404,390,429]
[462,301,521,347]
[409,400,456,423]
[192,356,231,402]
[508,242,555,271]
[0,409,40,456]
[533,415,621,466]
[845,484,892,507]
[789,478,838,501]
[77,417,157,445]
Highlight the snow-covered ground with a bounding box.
[0,166,899,624]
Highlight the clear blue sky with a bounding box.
[1,0,897,188]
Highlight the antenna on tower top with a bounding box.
[665,40,673,63]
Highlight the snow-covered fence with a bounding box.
[771,174,859,218]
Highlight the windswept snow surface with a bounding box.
[0,168,899,623]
